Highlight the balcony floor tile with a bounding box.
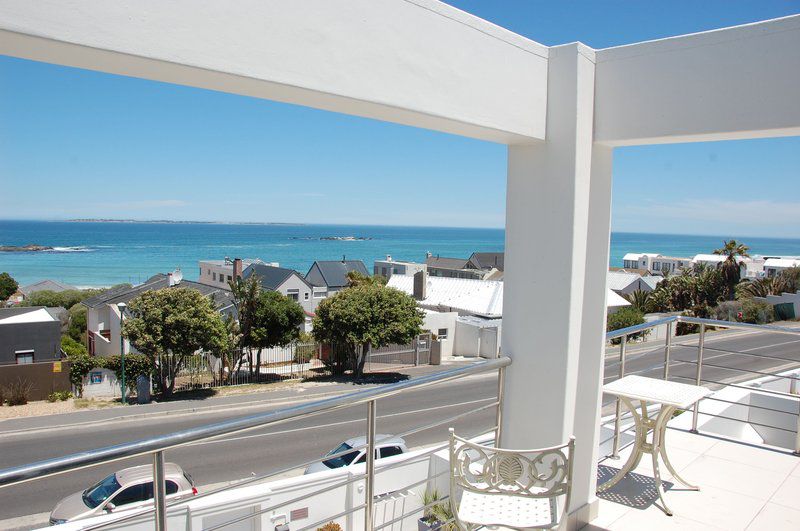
[746,502,800,530]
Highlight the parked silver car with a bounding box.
[49,463,196,525]
[305,435,408,475]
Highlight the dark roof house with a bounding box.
[19,279,77,297]
[0,306,61,365]
[424,256,470,270]
[467,252,504,271]
[305,260,369,290]
[82,273,235,315]
[243,263,312,291]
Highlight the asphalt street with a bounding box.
[2,325,799,527]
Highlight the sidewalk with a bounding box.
[0,359,482,437]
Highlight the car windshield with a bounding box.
[322,442,359,469]
[82,474,122,509]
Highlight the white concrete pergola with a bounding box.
[1,1,798,527]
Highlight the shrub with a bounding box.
[714,301,743,322]
[317,524,342,531]
[47,390,73,402]
[105,354,153,392]
[5,378,33,406]
[741,300,775,324]
[67,354,99,396]
[607,307,647,344]
[61,335,88,357]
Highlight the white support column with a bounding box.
[570,144,614,526]
[502,43,606,527]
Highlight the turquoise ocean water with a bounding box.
[1,220,799,287]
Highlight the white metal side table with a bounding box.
[598,375,712,516]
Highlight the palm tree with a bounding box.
[624,290,652,313]
[713,240,750,300]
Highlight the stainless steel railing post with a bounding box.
[152,451,167,531]
[364,399,377,531]
[611,334,627,458]
[495,366,506,447]
[663,321,673,380]
[795,401,800,455]
[691,324,706,433]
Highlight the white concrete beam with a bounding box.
[0,0,548,143]
[595,15,800,145]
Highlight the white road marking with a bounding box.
[186,397,496,447]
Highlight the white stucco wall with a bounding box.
[422,310,457,358]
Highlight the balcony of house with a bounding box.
[0,317,799,530]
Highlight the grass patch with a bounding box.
[73,398,117,409]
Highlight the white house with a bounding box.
[764,257,800,278]
[606,270,662,295]
[197,257,273,288]
[373,255,427,280]
[621,253,691,275]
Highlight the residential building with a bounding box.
[243,263,318,330]
[305,259,369,295]
[373,255,426,280]
[8,279,77,305]
[621,253,691,275]
[0,307,61,365]
[388,272,504,318]
[764,257,800,278]
[425,252,504,280]
[607,270,662,296]
[692,253,766,278]
[81,271,235,357]
[197,257,273,288]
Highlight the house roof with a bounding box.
[388,275,504,318]
[764,258,800,268]
[692,254,728,263]
[641,276,663,290]
[622,253,646,261]
[19,279,76,296]
[467,252,504,271]
[306,260,368,288]
[606,271,643,292]
[607,290,631,309]
[0,306,58,324]
[243,263,309,290]
[424,256,470,270]
[81,274,234,312]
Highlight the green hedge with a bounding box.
[66,353,153,396]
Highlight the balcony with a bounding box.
[0,317,798,530]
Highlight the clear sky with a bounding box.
[1,1,799,236]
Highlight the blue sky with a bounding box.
[1,1,799,236]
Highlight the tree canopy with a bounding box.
[312,283,423,378]
[121,287,227,397]
[0,272,18,300]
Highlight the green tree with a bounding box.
[0,272,18,300]
[713,240,750,301]
[61,335,88,357]
[607,307,647,344]
[312,284,423,379]
[229,274,262,375]
[249,291,305,370]
[67,303,88,343]
[623,290,652,314]
[121,288,227,398]
[346,270,386,288]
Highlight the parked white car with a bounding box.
[305,435,408,475]
[49,463,196,525]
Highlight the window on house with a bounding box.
[304,292,309,301]
[287,289,299,301]
[15,350,34,364]
[438,328,448,340]
[213,273,217,281]
[227,275,232,282]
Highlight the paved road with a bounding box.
[2,325,799,527]
[0,372,500,525]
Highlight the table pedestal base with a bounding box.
[598,398,698,516]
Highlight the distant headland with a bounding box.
[65,218,304,226]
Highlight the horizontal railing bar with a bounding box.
[605,315,800,342]
[670,358,800,380]
[693,412,798,434]
[702,395,800,416]
[698,345,800,365]
[0,357,511,488]
[668,374,800,400]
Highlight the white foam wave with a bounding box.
[50,246,95,253]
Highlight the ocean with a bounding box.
[1,220,800,287]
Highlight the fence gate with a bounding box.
[366,333,432,373]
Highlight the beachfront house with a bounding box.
[764,257,800,278]
[81,272,235,357]
[243,263,318,331]
[373,255,427,280]
[305,259,369,296]
[197,257,274,288]
[621,252,691,275]
[425,251,504,280]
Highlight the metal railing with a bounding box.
[0,356,510,531]
[605,315,800,457]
